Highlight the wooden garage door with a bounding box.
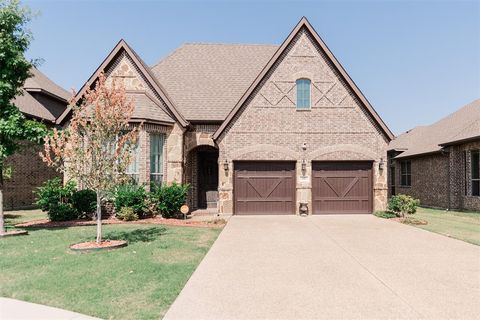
[312,162,372,214]
[234,162,295,215]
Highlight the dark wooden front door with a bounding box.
[312,162,372,214]
[197,150,219,209]
[234,162,295,215]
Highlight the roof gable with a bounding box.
[57,40,188,126]
[213,17,394,141]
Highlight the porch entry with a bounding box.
[196,147,219,209]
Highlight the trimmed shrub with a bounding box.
[150,183,189,218]
[116,207,138,221]
[387,194,420,217]
[35,178,78,221]
[72,189,97,217]
[47,203,78,221]
[112,184,147,218]
[374,211,397,219]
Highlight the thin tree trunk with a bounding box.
[96,191,102,243]
[0,167,5,235]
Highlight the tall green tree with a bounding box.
[0,0,48,234]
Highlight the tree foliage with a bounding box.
[42,72,140,242]
[0,0,48,234]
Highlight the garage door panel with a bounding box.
[234,162,295,215]
[313,161,372,214]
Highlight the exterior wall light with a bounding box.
[223,159,229,172]
[379,158,385,171]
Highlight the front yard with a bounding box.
[0,210,222,319]
[376,207,480,245]
[412,207,480,245]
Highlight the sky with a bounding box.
[23,0,480,135]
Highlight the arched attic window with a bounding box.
[296,78,311,110]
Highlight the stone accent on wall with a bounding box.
[165,123,184,184]
[217,28,389,214]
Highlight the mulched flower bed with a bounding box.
[0,229,28,237]
[70,240,128,252]
[392,217,428,225]
[15,216,225,229]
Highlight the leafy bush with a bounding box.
[47,203,78,221]
[35,178,78,221]
[374,211,397,219]
[72,189,97,217]
[112,184,147,218]
[150,183,189,218]
[116,207,139,221]
[387,194,420,217]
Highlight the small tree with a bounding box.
[42,73,139,243]
[0,0,48,235]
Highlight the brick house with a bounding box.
[4,68,69,209]
[388,99,480,211]
[62,17,393,215]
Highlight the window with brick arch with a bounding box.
[150,133,165,185]
[400,160,411,187]
[471,150,479,196]
[296,78,311,109]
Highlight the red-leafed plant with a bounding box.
[42,73,140,243]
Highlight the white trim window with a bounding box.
[126,142,140,183]
[150,133,165,185]
[296,78,311,110]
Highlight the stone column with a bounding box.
[218,159,233,214]
[373,159,388,212]
[166,123,184,184]
[296,159,312,215]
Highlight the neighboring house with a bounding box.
[388,99,480,211]
[4,68,69,209]
[62,17,393,215]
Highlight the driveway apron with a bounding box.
[164,215,480,320]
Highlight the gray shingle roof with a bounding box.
[13,68,69,122]
[151,43,278,121]
[129,93,175,124]
[390,99,480,158]
[24,67,70,101]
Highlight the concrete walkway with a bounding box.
[164,215,480,320]
[0,298,100,320]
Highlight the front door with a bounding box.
[197,150,219,209]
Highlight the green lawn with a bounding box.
[0,210,222,319]
[4,208,47,228]
[412,207,480,245]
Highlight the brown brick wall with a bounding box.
[217,28,389,214]
[450,140,480,211]
[393,153,450,208]
[389,140,480,212]
[4,142,61,210]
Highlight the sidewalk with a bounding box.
[0,298,101,320]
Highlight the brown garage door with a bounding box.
[312,162,372,214]
[234,162,295,215]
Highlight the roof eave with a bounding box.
[439,135,480,147]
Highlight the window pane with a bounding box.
[150,134,165,185]
[473,181,480,196]
[126,143,139,174]
[296,79,311,109]
[472,151,479,179]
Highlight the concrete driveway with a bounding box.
[164,215,480,320]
